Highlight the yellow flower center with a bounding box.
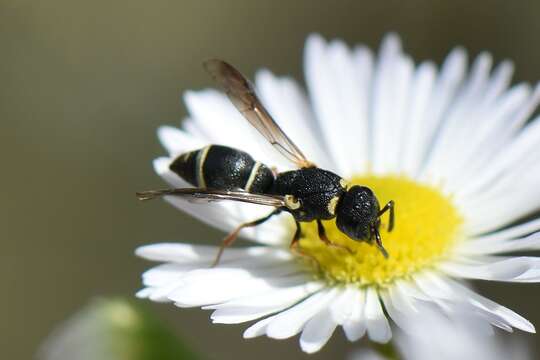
[297,175,463,287]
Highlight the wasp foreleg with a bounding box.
[370,225,389,259]
[378,200,395,232]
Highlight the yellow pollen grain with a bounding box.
[297,175,463,288]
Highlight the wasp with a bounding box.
[137,60,395,265]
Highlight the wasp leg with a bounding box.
[371,225,389,259]
[289,221,321,271]
[316,219,354,254]
[289,220,302,249]
[378,200,395,232]
[212,209,281,267]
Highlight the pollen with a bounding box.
[297,175,463,287]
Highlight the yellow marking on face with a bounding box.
[339,178,349,189]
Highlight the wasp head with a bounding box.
[336,185,393,258]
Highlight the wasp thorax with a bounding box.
[336,185,380,241]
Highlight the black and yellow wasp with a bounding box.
[138,60,395,264]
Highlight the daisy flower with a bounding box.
[136,33,540,353]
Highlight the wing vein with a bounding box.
[203,59,315,168]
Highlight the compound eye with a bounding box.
[284,194,301,210]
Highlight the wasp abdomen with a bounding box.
[170,145,274,193]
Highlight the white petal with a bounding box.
[515,269,540,282]
[300,309,338,353]
[462,111,540,197]
[168,268,304,307]
[157,125,205,156]
[136,243,291,265]
[243,316,275,339]
[456,83,540,233]
[422,52,494,182]
[388,282,418,314]
[414,47,467,178]
[483,60,514,103]
[440,257,540,282]
[380,291,413,334]
[211,307,284,325]
[458,229,540,256]
[264,288,338,339]
[447,279,535,333]
[208,280,323,309]
[364,287,392,343]
[371,33,406,175]
[138,247,303,306]
[414,273,518,333]
[380,288,445,337]
[136,243,245,264]
[328,286,356,325]
[477,217,540,242]
[400,61,437,176]
[209,281,324,324]
[147,282,186,302]
[394,279,432,302]
[342,288,367,341]
[436,69,525,192]
[135,287,153,299]
[414,272,456,300]
[304,34,373,175]
[141,263,192,287]
[464,181,540,235]
[376,53,414,173]
[391,311,523,360]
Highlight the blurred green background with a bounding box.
[3,0,540,358]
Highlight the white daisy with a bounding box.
[136,33,540,353]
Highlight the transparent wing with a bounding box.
[203,59,315,168]
[136,188,286,207]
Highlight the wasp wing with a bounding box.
[203,59,315,168]
[137,188,286,207]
